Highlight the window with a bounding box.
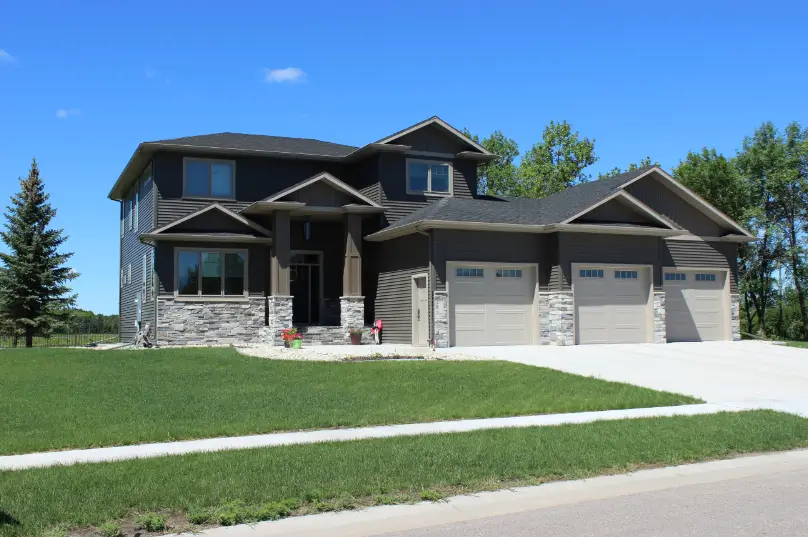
[407,160,452,195]
[496,269,523,278]
[127,263,132,285]
[665,272,687,281]
[151,252,156,299]
[128,195,133,230]
[134,187,139,231]
[184,159,235,198]
[579,269,604,278]
[695,273,716,282]
[615,270,638,279]
[456,267,484,278]
[120,203,124,238]
[142,254,148,301]
[120,268,124,288]
[176,249,247,296]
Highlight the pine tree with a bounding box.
[0,159,78,347]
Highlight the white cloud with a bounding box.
[265,67,306,84]
[56,108,80,119]
[0,49,14,62]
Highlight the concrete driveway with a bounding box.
[450,341,808,414]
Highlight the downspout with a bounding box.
[414,227,433,347]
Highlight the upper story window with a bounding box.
[184,158,235,199]
[406,159,452,196]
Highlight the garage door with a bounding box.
[573,266,651,344]
[449,265,535,346]
[664,270,727,342]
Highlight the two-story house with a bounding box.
[110,116,754,347]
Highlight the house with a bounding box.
[109,116,755,347]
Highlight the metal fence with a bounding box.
[0,321,120,348]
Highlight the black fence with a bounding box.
[0,322,120,348]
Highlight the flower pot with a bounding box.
[350,333,362,345]
[290,339,302,349]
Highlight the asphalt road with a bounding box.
[381,469,808,537]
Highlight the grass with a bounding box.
[0,411,806,537]
[786,341,808,349]
[0,347,699,455]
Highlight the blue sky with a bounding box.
[0,1,806,314]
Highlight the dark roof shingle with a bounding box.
[150,133,358,158]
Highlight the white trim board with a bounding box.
[375,116,491,156]
[150,203,271,237]
[262,172,381,208]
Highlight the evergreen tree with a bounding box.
[0,159,78,347]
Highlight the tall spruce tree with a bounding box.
[0,159,78,347]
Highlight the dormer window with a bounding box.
[184,158,235,199]
[406,159,452,196]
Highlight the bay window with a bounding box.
[184,158,235,199]
[176,249,247,297]
[406,159,452,195]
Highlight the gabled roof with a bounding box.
[147,133,358,158]
[148,203,271,236]
[261,172,382,207]
[375,116,492,155]
[366,166,755,242]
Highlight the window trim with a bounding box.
[405,158,453,196]
[127,263,132,285]
[182,157,236,200]
[134,180,139,232]
[173,247,249,298]
[455,267,485,278]
[128,194,133,231]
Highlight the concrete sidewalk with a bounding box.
[0,401,768,471]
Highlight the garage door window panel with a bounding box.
[665,272,687,281]
[579,269,604,278]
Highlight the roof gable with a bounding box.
[150,204,271,236]
[375,116,490,155]
[262,172,381,207]
[570,196,673,228]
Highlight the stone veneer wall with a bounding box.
[259,295,293,346]
[433,291,449,348]
[538,292,574,345]
[730,293,741,341]
[653,291,666,343]
[157,297,265,346]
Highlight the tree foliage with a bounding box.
[598,156,659,179]
[0,159,79,346]
[462,129,520,196]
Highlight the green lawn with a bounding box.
[0,411,806,537]
[786,341,808,349]
[0,348,700,455]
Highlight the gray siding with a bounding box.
[369,234,429,344]
[662,240,739,293]
[393,123,471,154]
[573,198,664,227]
[155,241,271,298]
[431,230,553,291]
[153,151,351,227]
[557,233,663,290]
[625,176,724,236]
[120,165,156,343]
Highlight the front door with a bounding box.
[412,275,429,346]
[290,252,321,325]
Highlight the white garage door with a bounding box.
[573,266,651,344]
[449,265,535,346]
[664,270,727,342]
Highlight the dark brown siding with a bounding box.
[155,241,270,298]
[369,234,429,344]
[392,124,470,154]
[557,233,663,290]
[431,230,553,291]
[153,151,352,227]
[625,176,724,236]
[120,166,156,342]
[574,198,665,227]
[662,240,739,292]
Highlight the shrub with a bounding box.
[255,501,292,521]
[98,522,123,537]
[419,489,444,502]
[187,509,213,525]
[134,513,167,532]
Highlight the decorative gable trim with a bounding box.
[619,167,754,237]
[560,190,679,230]
[261,172,382,207]
[375,116,491,155]
[150,203,271,236]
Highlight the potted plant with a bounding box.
[348,328,363,345]
[281,328,303,349]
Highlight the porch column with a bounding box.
[340,213,365,339]
[266,210,292,346]
[270,211,291,295]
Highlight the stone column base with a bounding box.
[263,295,293,346]
[653,291,666,343]
[340,296,365,343]
[157,296,265,346]
[433,291,449,348]
[730,293,741,341]
[539,292,574,345]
